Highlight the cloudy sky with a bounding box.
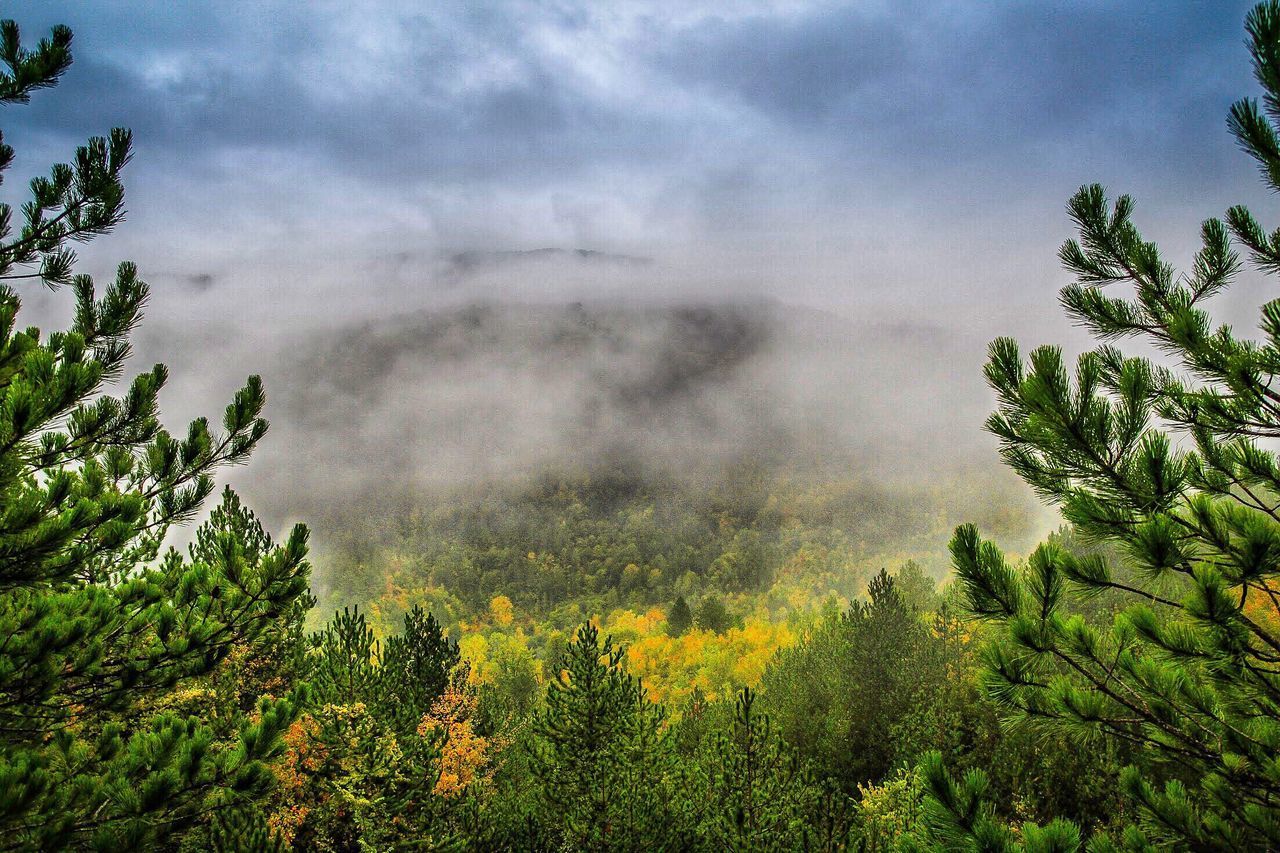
[6,2,1266,320]
[2,1,1275,534]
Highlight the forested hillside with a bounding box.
[6,3,1280,851]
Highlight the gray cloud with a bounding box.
[0,1,1270,562]
[656,9,909,126]
[12,1,1257,203]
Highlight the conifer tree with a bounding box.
[695,594,733,634]
[529,622,687,849]
[292,605,460,848]
[381,604,459,734]
[198,487,316,722]
[668,595,693,636]
[0,19,312,850]
[701,686,816,852]
[925,1,1280,848]
[762,570,939,787]
[308,606,381,707]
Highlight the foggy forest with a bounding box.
[3,1,1280,850]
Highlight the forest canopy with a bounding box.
[4,2,1280,852]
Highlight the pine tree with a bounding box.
[308,606,381,707]
[0,19,312,850]
[308,603,459,725]
[924,2,1280,848]
[528,622,687,850]
[668,595,693,636]
[380,604,459,734]
[291,605,461,848]
[701,686,816,852]
[893,560,940,613]
[761,570,940,787]
[198,487,316,724]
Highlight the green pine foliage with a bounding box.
[285,604,462,848]
[760,570,945,787]
[526,622,689,849]
[0,19,314,852]
[196,487,317,722]
[206,806,288,853]
[924,1,1280,849]
[381,605,459,734]
[0,21,126,289]
[917,753,1082,853]
[698,686,825,851]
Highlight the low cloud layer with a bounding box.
[186,266,1031,535]
[3,2,1272,559]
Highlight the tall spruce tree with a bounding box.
[923,1,1280,849]
[0,19,312,850]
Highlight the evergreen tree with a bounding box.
[0,19,311,850]
[197,487,317,722]
[893,560,940,613]
[925,2,1280,848]
[668,594,693,636]
[308,606,381,707]
[700,686,817,851]
[695,593,733,634]
[528,622,687,850]
[380,604,460,734]
[762,570,939,787]
[291,605,460,848]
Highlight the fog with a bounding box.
[14,0,1280,575]
[61,248,1045,561]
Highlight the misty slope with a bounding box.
[221,297,1043,618]
[254,299,1027,520]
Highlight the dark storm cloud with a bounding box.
[653,1,1253,185]
[6,3,681,190]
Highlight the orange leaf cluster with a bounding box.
[418,686,488,798]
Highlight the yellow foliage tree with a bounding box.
[418,685,489,798]
[489,594,515,627]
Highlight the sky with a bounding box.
[7,1,1263,319]
[0,1,1273,538]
